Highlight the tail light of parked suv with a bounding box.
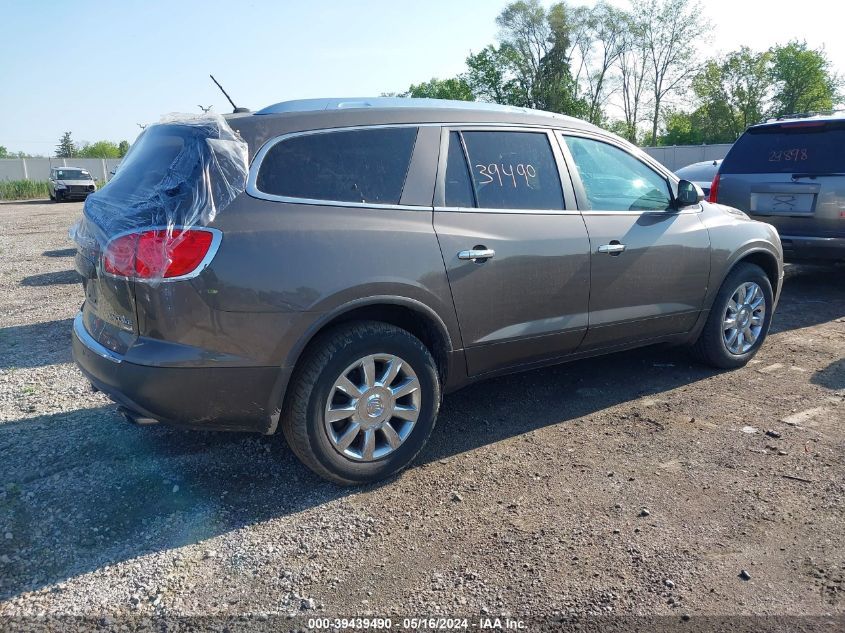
[103,227,219,280]
[708,173,720,203]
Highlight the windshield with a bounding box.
[721,121,845,174]
[56,169,91,180]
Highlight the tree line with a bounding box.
[395,0,842,146]
[0,132,130,159]
[54,132,130,159]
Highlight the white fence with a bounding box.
[642,144,733,171]
[0,157,122,182]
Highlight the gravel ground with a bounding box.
[0,200,843,624]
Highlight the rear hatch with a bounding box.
[71,115,248,354]
[715,119,845,238]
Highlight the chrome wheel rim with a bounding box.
[722,281,766,355]
[324,353,421,462]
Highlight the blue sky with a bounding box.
[1,0,842,155]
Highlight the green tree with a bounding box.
[77,140,122,158]
[769,41,841,117]
[55,132,76,158]
[686,47,770,143]
[615,11,650,143]
[492,0,586,114]
[659,109,704,145]
[570,1,629,125]
[403,77,474,101]
[0,146,9,158]
[465,44,529,106]
[637,0,709,145]
[118,140,130,157]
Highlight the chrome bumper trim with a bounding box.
[73,313,123,364]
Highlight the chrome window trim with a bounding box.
[247,124,436,210]
[580,208,702,216]
[73,313,122,364]
[434,125,577,214]
[247,121,595,211]
[434,206,581,215]
[100,226,222,283]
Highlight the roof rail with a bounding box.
[254,97,569,118]
[766,108,845,123]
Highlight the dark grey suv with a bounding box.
[71,98,783,484]
[711,113,845,262]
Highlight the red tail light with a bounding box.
[708,173,720,203]
[103,228,217,280]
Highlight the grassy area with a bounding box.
[0,180,50,200]
[0,180,108,201]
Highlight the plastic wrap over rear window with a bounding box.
[721,121,845,174]
[255,127,418,204]
[69,113,248,284]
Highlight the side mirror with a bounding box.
[677,179,704,207]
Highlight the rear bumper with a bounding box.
[780,235,845,262]
[72,313,285,433]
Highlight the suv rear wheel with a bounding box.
[691,262,773,368]
[281,321,441,485]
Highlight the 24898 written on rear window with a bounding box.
[256,127,418,204]
[721,123,845,174]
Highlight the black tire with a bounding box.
[281,321,441,485]
[54,191,62,203]
[691,262,773,369]
[49,190,55,201]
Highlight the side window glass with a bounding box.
[256,127,418,204]
[460,131,564,210]
[444,132,475,208]
[563,136,672,211]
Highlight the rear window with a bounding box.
[101,128,186,200]
[721,121,845,174]
[256,127,418,204]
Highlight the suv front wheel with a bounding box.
[691,262,774,368]
[282,321,441,485]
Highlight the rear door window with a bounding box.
[447,130,564,210]
[721,121,845,174]
[444,132,475,208]
[256,127,418,204]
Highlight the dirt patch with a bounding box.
[0,201,843,620]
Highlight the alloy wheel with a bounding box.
[324,354,421,462]
[722,281,766,355]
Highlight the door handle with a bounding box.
[597,243,626,255]
[458,248,495,261]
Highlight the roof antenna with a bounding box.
[210,74,250,113]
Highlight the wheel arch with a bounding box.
[710,244,782,311]
[733,249,780,296]
[268,296,455,429]
[302,297,453,377]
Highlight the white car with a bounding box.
[675,159,722,197]
[48,167,97,202]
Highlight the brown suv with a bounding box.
[71,99,784,484]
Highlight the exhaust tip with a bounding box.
[118,407,160,426]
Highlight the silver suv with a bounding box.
[49,167,97,202]
[711,113,845,262]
